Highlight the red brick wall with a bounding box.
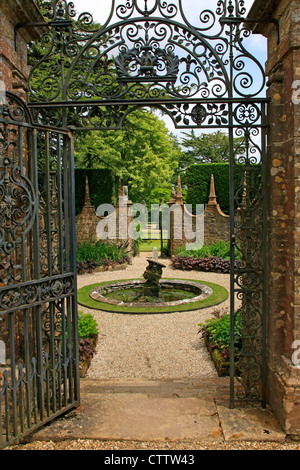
[0,0,44,100]
[249,0,300,437]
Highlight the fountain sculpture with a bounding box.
[142,248,166,300]
[80,247,229,314]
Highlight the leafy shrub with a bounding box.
[78,311,99,339]
[76,241,127,264]
[198,310,242,360]
[77,259,99,274]
[76,241,130,273]
[177,240,241,260]
[172,255,241,273]
[77,312,99,371]
[79,338,97,362]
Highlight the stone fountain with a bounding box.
[142,248,166,300]
[86,246,225,313]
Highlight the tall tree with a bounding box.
[75,108,182,206]
[179,130,244,169]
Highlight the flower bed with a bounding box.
[77,311,99,377]
[198,309,241,376]
[76,241,130,274]
[77,258,130,275]
[172,241,242,274]
[172,255,233,273]
[79,336,98,377]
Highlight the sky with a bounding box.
[68,0,267,140]
[71,0,256,24]
[70,0,266,64]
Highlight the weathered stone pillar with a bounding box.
[167,175,186,256]
[248,0,300,437]
[75,176,99,244]
[0,0,44,365]
[204,174,230,244]
[168,174,230,256]
[0,0,44,99]
[75,177,134,257]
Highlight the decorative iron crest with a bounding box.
[28,0,267,129]
[116,44,180,82]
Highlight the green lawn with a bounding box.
[139,239,168,252]
[77,278,228,314]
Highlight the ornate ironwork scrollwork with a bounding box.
[28,0,266,130]
[115,21,180,82]
[0,98,36,257]
[231,120,266,402]
[0,275,74,313]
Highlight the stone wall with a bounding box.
[76,174,230,258]
[167,174,230,256]
[0,0,44,99]
[75,177,134,256]
[0,1,44,367]
[203,174,230,244]
[248,0,300,437]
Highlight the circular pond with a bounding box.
[77,278,229,314]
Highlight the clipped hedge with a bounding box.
[182,162,262,215]
[182,163,230,214]
[75,168,116,215]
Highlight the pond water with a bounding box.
[105,286,197,303]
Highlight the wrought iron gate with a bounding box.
[0,93,79,448]
[2,0,269,444]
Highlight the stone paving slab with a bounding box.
[216,403,285,442]
[31,377,286,444]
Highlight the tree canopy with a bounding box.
[75,108,182,206]
[32,1,244,208]
[179,130,244,169]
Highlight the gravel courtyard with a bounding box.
[77,255,231,380]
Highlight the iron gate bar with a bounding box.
[229,102,235,408]
[0,94,79,449]
[261,102,268,408]
[27,98,271,109]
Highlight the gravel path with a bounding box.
[77,255,231,381]
[6,439,300,451]
[6,256,300,450]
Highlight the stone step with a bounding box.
[31,377,286,443]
